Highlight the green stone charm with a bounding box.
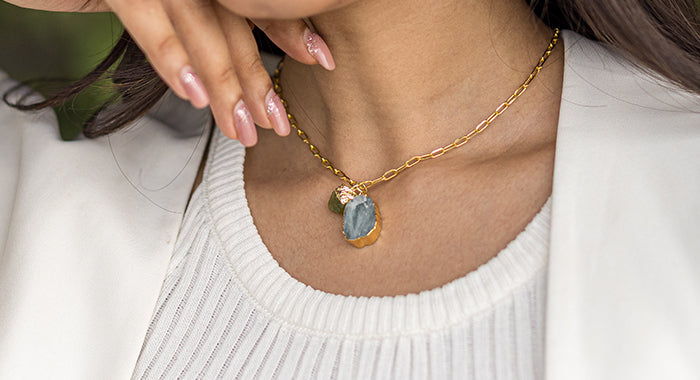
[328,185,354,214]
[328,192,344,214]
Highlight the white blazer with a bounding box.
[0,31,699,379]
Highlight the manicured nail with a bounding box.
[179,66,209,108]
[265,90,291,136]
[233,100,257,146]
[304,28,335,70]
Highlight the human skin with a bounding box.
[239,0,564,296]
[8,0,565,296]
[214,0,358,19]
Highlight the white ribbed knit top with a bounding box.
[132,130,551,379]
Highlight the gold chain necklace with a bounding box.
[272,28,559,248]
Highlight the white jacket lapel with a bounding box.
[0,83,210,379]
[546,31,700,379]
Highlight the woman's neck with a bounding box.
[278,0,560,179]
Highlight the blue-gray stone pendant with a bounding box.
[342,194,382,248]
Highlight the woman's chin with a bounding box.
[218,0,357,19]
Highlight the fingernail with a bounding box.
[233,100,257,146]
[265,89,291,136]
[179,66,209,108]
[304,28,335,70]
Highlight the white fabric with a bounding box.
[131,130,552,379]
[0,84,211,379]
[546,32,700,380]
[0,31,699,379]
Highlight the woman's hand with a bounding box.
[4,0,335,146]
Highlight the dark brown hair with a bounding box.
[5,0,700,138]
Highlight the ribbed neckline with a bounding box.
[202,130,550,338]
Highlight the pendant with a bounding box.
[328,185,382,248]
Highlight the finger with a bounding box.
[253,19,335,70]
[163,0,257,144]
[215,4,290,136]
[105,0,210,108]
